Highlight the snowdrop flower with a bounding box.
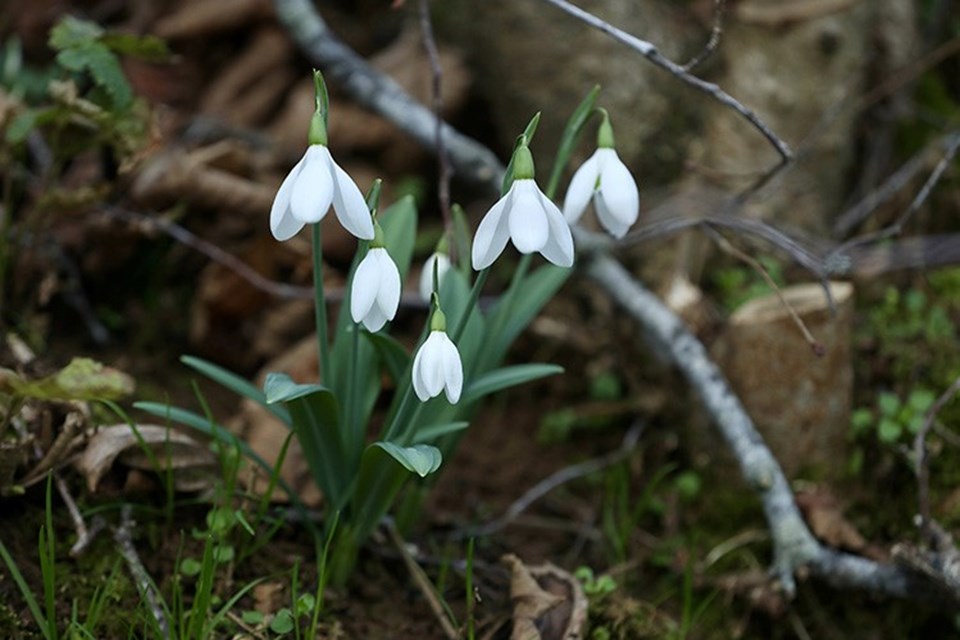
[351,223,401,332]
[418,249,451,302]
[412,305,463,404]
[471,144,574,270]
[270,71,375,242]
[562,112,639,239]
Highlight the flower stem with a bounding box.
[452,267,489,342]
[312,223,332,383]
[346,321,360,450]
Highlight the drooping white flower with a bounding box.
[412,312,463,404]
[471,145,574,270]
[351,238,401,332]
[418,251,452,302]
[270,144,376,242]
[562,114,639,239]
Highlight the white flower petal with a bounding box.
[440,335,463,403]
[373,249,401,324]
[290,146,334,224]
[471,192,512,270]
[331,158,375,239]
[419,333,445,397]
[538,192,575,267]
[412,343,430,401]
[361,304,388,332]
[350,251,379,325]
[419,253,451,302]
[562,151,600,224]
[270,153,308,241]
[595,193,632,239]
[597,149,639,237]
[508,180,549,254]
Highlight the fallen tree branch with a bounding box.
[582,245,959,603]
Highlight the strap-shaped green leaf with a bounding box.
[482,265,570,371]
[263,372,346,506]
[372,442,442,477]
[546,84,601,198]
[350,442,443,543]
[412,422,469,444]
[379,195,418,281]
[133,401,299,500]
[363,331,410,385]
[462,364,563,404]
[263,372,329,403]
[182,355,290,425]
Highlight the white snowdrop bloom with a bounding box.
[562,115,639,239]
[471,146,573,270]
[412,326,463,404]
[418,251,452,302]
[350,245,401,332]
[269,144,376,242]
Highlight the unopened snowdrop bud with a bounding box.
[471,144,574,270]
[269,70,375,242]
[350,222,401,332]
[412,304,463,404]
[562,111,639,239]
[418,244,452,302]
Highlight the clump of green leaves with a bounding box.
[851,389,936,445]
[4,15,165,151]
[710,256,785,311]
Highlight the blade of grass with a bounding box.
[0,538,49,637]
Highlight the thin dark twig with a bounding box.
[701,226,824,355]
[682,0,727,72]
[538,0,792,163]
[914,376,960,544]
[830,131,960,259]
[104,206,311,299]
[417,0,453,240]
[833,135,947,238]
[463,422,645,538]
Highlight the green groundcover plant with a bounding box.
[137,71,640,583]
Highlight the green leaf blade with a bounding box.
[463,364,563,404]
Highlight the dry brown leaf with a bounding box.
[252,581,286,614]
[502,553,587,640]
[796,488,887,561]
[76,424,218,493]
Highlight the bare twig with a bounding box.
[417,0,453,237]
[272,0,505,191]
[829,131,960,260]
[914,376,960,543]
[115,505,169,638]
[703,227,824,355]
[682,0,727,72]
[538,0,792,163]
[104,206,311,300]
[464,422,644,538]
[833,135,943,238]
[385,520,459,640]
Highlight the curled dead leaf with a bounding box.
[76,424,218,493]
[502,553,587,640]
